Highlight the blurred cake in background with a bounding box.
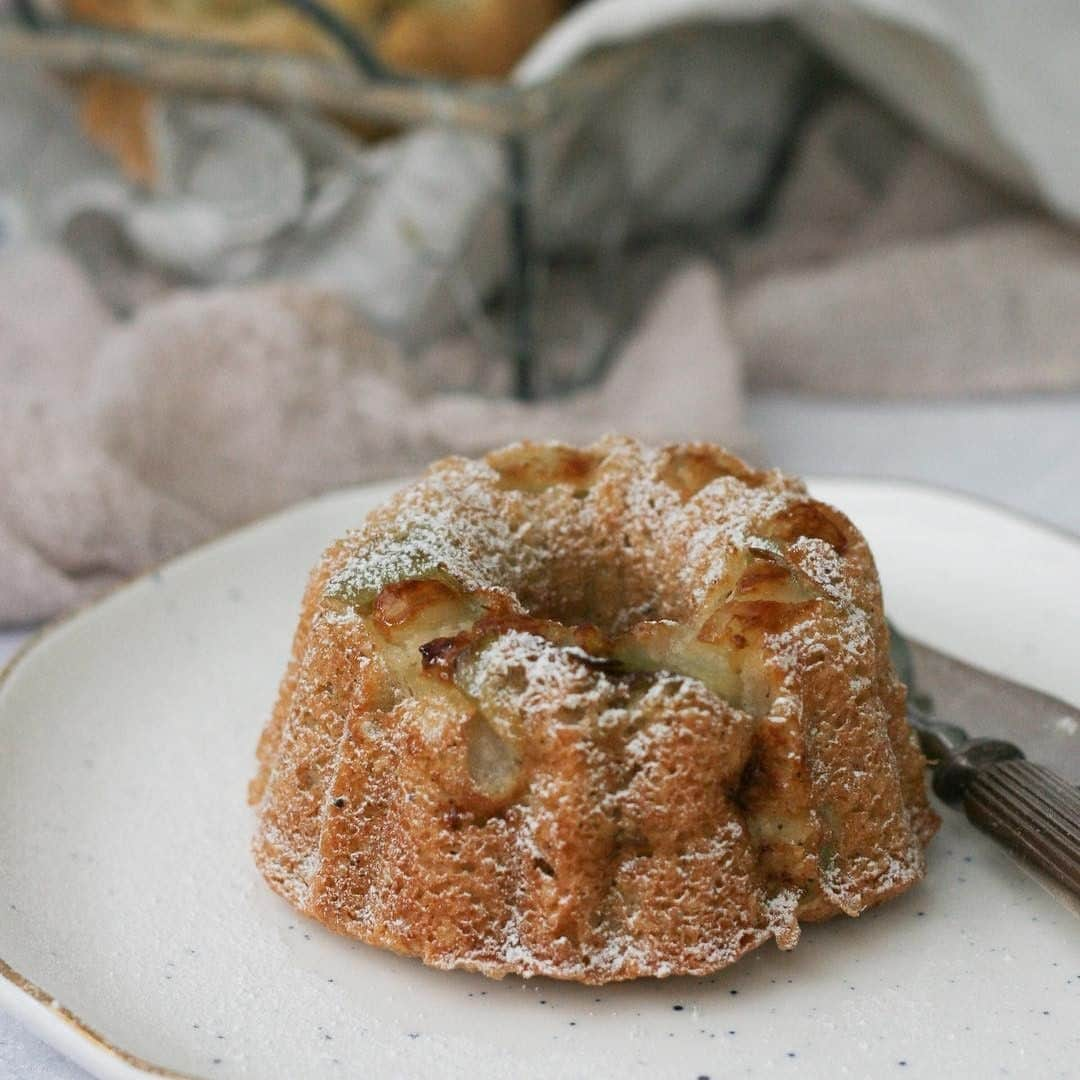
[66,0,569,182]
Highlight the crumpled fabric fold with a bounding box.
[1,260,743,623]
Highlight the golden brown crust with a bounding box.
[378,0,566,80]
[76,75,157,187]
[251,437,938,982]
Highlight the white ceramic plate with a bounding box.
[1,479,1078,1080]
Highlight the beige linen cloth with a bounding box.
[2,254,746,622]
[2,35,1080,626]
[4,87,1080,624]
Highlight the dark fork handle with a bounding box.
[963,760,1080,896]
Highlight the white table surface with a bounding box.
[2,391,1078,1080]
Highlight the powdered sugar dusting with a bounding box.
[326,459,533,606]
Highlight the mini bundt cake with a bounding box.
[250,437,938,982]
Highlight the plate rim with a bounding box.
[2,474,1077,1080]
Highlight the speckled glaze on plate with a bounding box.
[1,478,1077,1080]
